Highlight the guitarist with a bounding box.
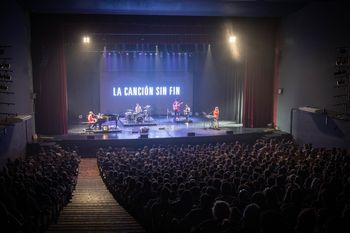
[183,104,191,122]
[212,106,220,129]
[172,98,183,121]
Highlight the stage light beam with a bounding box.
[225,27,240,60]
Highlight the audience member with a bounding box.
[96,139,350,233]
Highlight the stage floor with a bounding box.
[39,117,291,154]
[62,116,259,140]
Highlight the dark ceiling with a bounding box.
[20,0,318,17]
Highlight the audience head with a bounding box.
[212,200,230,221]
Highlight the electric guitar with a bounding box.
[172,101,183,111]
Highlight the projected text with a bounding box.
[113,86,181,96]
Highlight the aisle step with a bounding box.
[47,158,144,233]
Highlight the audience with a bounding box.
[0,144,80,233]
[97,139,350,233]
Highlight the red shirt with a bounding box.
[213,109,220,119]
[173,101,181,111]
[87,114,96,123]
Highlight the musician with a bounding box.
[135,103,142,114]
[183,104,191,122]
[213,106,220,129]
[87,111,97,129]
[96,113,108,130]
[172,98,182,120]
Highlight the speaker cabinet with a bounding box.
[140,134,148,138]
[226,131,233,135]
[87,135,95,139]
[187,132,195,136]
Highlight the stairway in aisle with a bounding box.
[47,158,144,233]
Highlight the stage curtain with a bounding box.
[32,24,68,135]
[243,43,274,128]
[193,47,243,123]
[219,59,244,124]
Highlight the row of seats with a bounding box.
[97,139,350,233]
[0,145,80,233]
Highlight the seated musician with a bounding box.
[213,106,220,129]
[135,103,142,115]
[87,111,97,129]
[184,104,191,122]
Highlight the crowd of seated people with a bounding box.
[0,145,80,233]
[97,139,350,233]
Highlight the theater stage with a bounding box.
[39,116,290,154]
[68,116,244,138]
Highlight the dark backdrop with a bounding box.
[99,51,193,115]
[32,14,277,134]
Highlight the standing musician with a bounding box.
[172,98,183,120]
[87,111,97,129]
[183,104,191,122]
[212,106,220,129]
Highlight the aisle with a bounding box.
[47,158,144,233]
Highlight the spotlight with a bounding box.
[228,36,236,44]
[126,52,129,56]
[0,84,9,91]
[82,36,90,44]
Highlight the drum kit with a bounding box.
[125,105,152,123]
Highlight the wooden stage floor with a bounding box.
[35,116,289,155]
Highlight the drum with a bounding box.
[125,112,133,121]
[136,115,144,123]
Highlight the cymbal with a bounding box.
[126,109,133,112]
[144,105,151,108]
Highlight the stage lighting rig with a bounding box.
[0,63,10,70]
[0,84,8,91]
[0,74,11,81]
